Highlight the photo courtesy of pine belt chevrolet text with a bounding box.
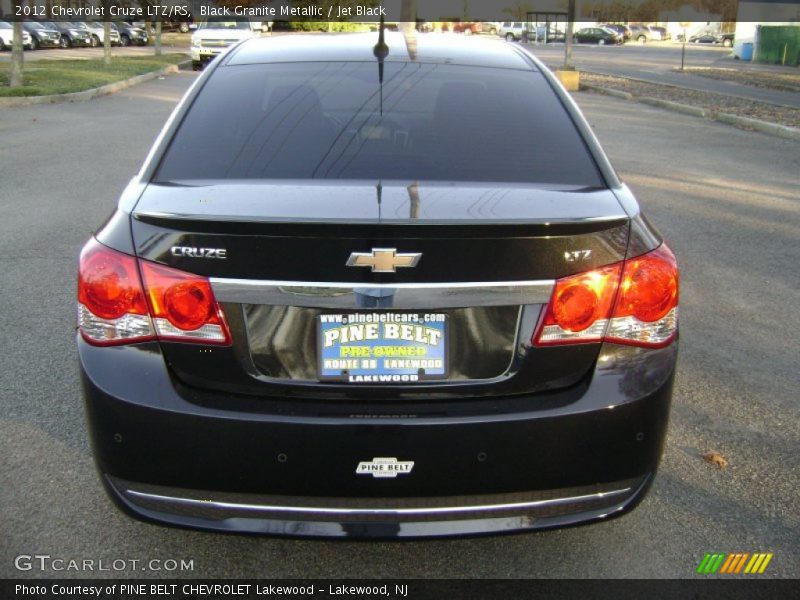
[76,30,679,538]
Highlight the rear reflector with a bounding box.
[534,244,678,348]
[78,238,230,346]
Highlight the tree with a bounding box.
[154,21,162,56]
[101,0,112,66]
[10,19,23,88]
[103,22,111,66]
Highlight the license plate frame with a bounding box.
[317,312,448,383]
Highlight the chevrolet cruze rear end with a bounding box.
[78,33,678,537]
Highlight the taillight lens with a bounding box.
[140,261,231,344]
[78,239,154,345]
[607,244,678,347]
[535,263,622,345]
[78,238,231,346]
[534,244,678,348]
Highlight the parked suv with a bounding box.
[498,21,526,41]
[190,19,258,70]
[628,24,653,43]
[22,21,61,49]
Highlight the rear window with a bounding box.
[155,62,603,186]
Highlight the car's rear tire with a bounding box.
[120,35,130,47]
[91,35,100,48]
[489,28,497,35]
[179,23,190,33]
[599,38,605,45]
[463,28,472,36]
[29,37,38,50]
[637,35,646,44]
[60,36,71,49]
[505,33,514,42]
[723,38,732,47]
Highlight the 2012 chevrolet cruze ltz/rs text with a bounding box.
[77,32,679,538]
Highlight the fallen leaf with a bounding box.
[702,451,728,469]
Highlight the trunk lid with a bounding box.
[131,182,629,400]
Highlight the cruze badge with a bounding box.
[170,246,227,259]
[346,248,421,273]
[356,457,414,478]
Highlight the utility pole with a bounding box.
[680,21,690,71]
[564,0,575,68]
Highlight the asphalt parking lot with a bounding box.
[0,71,798,578]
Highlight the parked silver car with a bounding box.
[80,22,121,47]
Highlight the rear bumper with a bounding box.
[105,473,651,538]
[79,337,676,538]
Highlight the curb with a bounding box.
[0,60,190,108]
[581,83,800,142]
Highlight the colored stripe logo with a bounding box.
[697,553,773,574]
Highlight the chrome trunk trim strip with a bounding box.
[210,279,554,308]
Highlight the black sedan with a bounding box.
[574,27,621,45]
[113,21,149,46]
[77,32,678,538]
[22,21,62,49]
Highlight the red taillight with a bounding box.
[79,241,148,319]
[535,263,622,345]
[140,261,231,345]
[612,244,678,324]
[78,238,230,346]
[534,244,678,348]
[606,244,679,348]
[78,239,154,345]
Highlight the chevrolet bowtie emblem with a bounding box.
[346,248,422,273]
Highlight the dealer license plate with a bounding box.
[318,312,447,383]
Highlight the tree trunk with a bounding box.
[103,22,111,66]
[155,21,162,55]
[10,20,24,88]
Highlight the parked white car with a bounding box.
[191,20,259,70]
[0,21,32,50]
